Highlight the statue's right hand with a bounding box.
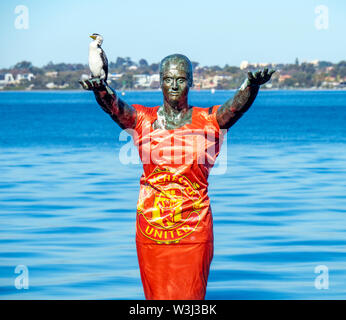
[79,78,106,91]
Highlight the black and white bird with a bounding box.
[88,33,108,82]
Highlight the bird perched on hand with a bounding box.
[88,33,108,82]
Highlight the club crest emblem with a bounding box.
[137,169,202,244]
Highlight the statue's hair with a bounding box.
[159,54,193,87]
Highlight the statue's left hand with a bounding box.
[247,68,275,86]
[79,78,107,91]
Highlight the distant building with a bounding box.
[45,71,58,78]
[192,75,203,89]
[108,73,123,81]
[193,75,232,89]
[149,74,160,88]
[240,61,270,70]
[300,59,319,66]
[16,73,35,82]
[321,81,339,88]
[324,76,336,82]
[134,74,160,88]
[134,74,149,88]
[46,82,56,89]
[46,82,69,89]
[201,78,215,89]
[309,60,320,66]
[279,74,292,82]
[240,61,249,70]
[0,73,15,85]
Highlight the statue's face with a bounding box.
[161,61,189,109]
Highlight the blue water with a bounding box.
[0,90,346,299]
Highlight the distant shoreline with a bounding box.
[1,88,346,93]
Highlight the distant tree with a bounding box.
[224,65,240,74]
[209,65,222,72]
[318,61,333,68]
[120,74,134,89]
[139,59,149,68]
[332,61,346,78]
[42,62,87,72]
[191,61,199,70]
[337,61,346,67]
[300,63,315,74]
[13,61,33,70]
[31,75,47,89]
[282,78,296,87]
[30,66,44,75]
[108,61,117,69]
[115,57,126,68]
[149,63,159,73]
[124,57,135,66]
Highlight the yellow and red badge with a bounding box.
[137,169,203,244]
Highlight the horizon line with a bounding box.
[1,58,346,70]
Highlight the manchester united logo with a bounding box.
[137,169,202,244]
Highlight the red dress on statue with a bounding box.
[131,104,225,300]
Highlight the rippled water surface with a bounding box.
[0,90,345,299]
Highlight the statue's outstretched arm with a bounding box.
[216,68,275,130]
[80,78,137,130]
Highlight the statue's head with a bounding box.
[159,54,193,87]
[159,54,193,109]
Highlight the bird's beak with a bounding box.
[90,35,96,40]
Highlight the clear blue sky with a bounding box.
[0,0,345,68]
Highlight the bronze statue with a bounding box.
[80,54,274,300]
[80,54,274,131]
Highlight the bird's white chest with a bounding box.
[88,47,103,75]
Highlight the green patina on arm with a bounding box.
[217,68,275,130]
[80,78,137,130]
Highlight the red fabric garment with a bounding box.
[131,104,225,300]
